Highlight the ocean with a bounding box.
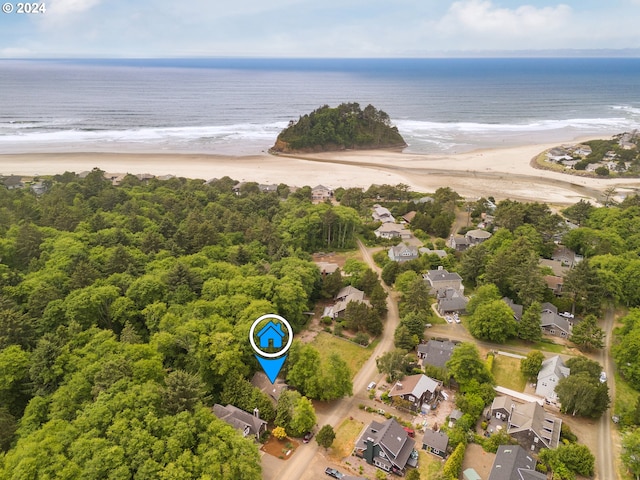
[0,57,639,155]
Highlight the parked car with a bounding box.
[303,432,313,443]
[367,381,377,391]
[600,371,607,383]
[325,467,344,478]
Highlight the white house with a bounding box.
[535,356,570,403]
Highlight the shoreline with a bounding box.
[2,138,639,204]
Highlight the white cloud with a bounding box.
[437,0,572,37]
[47,0,102,16]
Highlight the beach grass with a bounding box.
[492,355,527,392]
[330,418,364,461]
[311,331,373,378]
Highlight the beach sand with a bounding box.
[2,140,639,204]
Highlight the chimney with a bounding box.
[438,266,443,271]
[253,408,260,418]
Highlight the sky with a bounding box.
[1,0,640,58]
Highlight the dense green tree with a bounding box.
[563,259,604,315]
[394,324,418,350]
[570,314,605,350]
[518,301,542,342]
[465,283,501,315]
[613,309,640,389]
[376,349,412,382]
[520,350,545,381]
[622,428,640,480]
[316,424,336,449]
[468,299,517,343]
[556,372,610,417]
[446,343,493,387]
[289,396,316,437]
[161,370,206,415]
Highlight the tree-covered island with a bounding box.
[271,103,406,153]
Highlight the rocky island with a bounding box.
[271,103,406,153]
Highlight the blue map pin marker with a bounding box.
[249,314,293,384]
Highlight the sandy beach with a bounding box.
[2,140,639,204]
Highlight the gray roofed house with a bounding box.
[418,339,456,369]
[212,404,267,441]
[448,235,470,251]
[372,204,395,223]
[503,297,523,321]
[540,303,571,338]
[375,222,412,239]
[419,247,448,258]
[323,286,369,318]
[536,355,570,403]
[2,175,24,190]
[421,429,449,458]
[312,185,333,202]
[388,243,419,263]
[465,229,492,245]
[490,397,562,452]
[436,288,467,315]
[423,267,464,295]
[389,374,440,411]
[354,418,418,475]
[250,371,289,405]
[315,261,340,275]
[488,445,546,480]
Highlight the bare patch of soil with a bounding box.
[261,436,300,460]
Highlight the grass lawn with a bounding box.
[311,331,373,378]
[614,370,639,417]
[492,355,527,392]
[417,450,444,479]
[329,418,364,461]
[504,338,566,354]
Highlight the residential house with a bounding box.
[323,286,369,318]
[258,184,278,193]
[212,404,267,441]
[502,297,523,321]
[536,355,570,403]
[353,418,418,475]
[448,409,463,428]
[314,261,340,276]
[540,258,570,296]
[2,175,24,190]
[250,371,289,405]
[488,445,546,480]
[417,339,456,369]
[388,243,419,263]
[312,185,333,202]
[30,181,47,195]
[490,397,562,453]
[402,211,417,223]
[435,288,467,315]
[465,229,492,246]
[419,247,448,259]
[423,267,464,295]
[573,144,592,157]
[447,235,470,252]
[552,246,582,268]
[374,222,412,239]
[544,275,564,296]
[421,429,449,459]
[540,303,571,338]
[372,204,395,223]
[388,374,440,412]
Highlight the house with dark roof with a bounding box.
[354,418,418,475]
[436,288,467,315]
[388,243,419,263]
[490,397,562,453]
[250,371,289,405]
[421,429,449,459]
[540,303,571,338]
[388,374,440,412]
[418,339,456,369]
[213,404,267,441]
[536,355,570,403]
[423,267,464,295]
[402,211,417,223]
[2,175,24,190]
[502,297,523,321]
[447,235,470,251]
[488,445,546,480]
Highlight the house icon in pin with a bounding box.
[256,320,286,349]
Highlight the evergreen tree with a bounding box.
[316,424,336,449]
[518,301,542,342]
[570,314,605,350]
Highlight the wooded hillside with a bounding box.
[271,103,406,153]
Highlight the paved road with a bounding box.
[597,307,617,480]
[271,239,401,480]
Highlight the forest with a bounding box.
[0,170,367,479]
[271,103,406,153]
